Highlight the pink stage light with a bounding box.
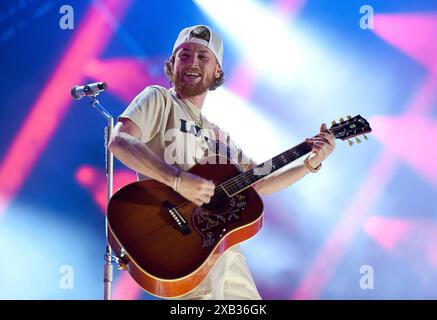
[0,0,132,216]
[363,216,413,250]
[275,0,307,19]
[374,14,437,74]
[111,273,143,300]
[371,115,437,187]
[365,216,437,268]
[292,12,437,299]
[76,165,140,299]
[84,58,168,103]
[75,165,136,212]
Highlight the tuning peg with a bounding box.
[346,115,351,120]
[363,134,369,140]
[339,117,344,122]
[355,137,362,144]
[348,139,354,146]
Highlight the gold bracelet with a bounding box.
[304,155,322,173]
[173,168,182,192]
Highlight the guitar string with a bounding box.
[224,122,371,193]
[220,125,346,191]
[219,125,369,197]
[172,126,347,210]
[174,126,344,210]
[213,143,308,197]
[171,144,311,211]
[221,142,310,189]
[172,142,312,211]
[209,143,311,204]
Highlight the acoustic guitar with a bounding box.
[107,115,372,298]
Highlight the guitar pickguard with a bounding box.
[192,194,247,248]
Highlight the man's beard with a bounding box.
[172,70,215,97]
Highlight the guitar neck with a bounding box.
[220,141,312,196]
[219,114,372,197]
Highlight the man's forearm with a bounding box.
[109,132,177,187]
[253,163,312,196]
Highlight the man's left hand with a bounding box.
[305,123,336,168]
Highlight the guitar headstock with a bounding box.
[329,115,372,146]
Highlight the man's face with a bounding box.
[171,42,221,97]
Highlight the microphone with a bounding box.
[71,82,107,100]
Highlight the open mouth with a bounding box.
[183,71,202,79]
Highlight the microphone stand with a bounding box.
[87,94,115,300]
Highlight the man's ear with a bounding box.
[215,64,221,79]
[169,56,175,71]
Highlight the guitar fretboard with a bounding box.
[221,142,312,196]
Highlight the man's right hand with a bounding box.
[176,171,216,206]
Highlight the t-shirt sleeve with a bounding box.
[118,86,166,143]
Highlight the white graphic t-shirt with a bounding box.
[119,85,253,179]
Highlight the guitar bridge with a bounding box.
[162,201,191,235]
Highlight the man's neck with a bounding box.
[174,88,207,110]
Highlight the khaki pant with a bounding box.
[178,246,261,300]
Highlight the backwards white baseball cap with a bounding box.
[172,25,224,68]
